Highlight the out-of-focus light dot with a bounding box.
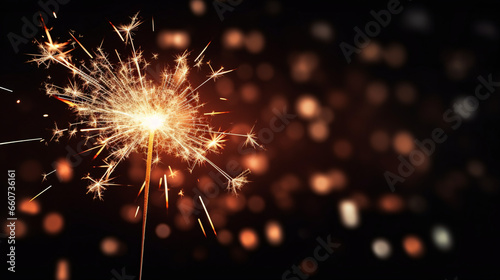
[453,96,477,119]
[403,235,425,258]
[281,174,301,191]
[44,212,64,235]
[328,90,348,110]
[320,107,335,123]
[360,42,382,62]
[370,130,390,152]
[157,30,190,49]
[215,76,234,97]
[286,121,305,140]
[247,195,265,213]
[101,237,120,256]
[372,238,391,259]
[55,259,70,280]
[256,62,274,81]
[333,139,352,159]
[175,213,194,231]
[265,220,283,246]
[395,82,417,105]
[275,194,294,210]
[120,204,141,223]
[339,200,360,229]
[222,28,244,49]
[240,82,260,103]
[300,258,318,276]
[211,210,227,228]
[408,195,427,213]
[239,228,259,250]
[311,21,333,42]
[128,164,145,182]
[474,20,498,40]
[19,160,42,182]
[16,99,20,104]
[193,246,207,260]
[351,192,370,209]
[378,194,404,213]
[225,194,246,212]
[4,220,27,238]
[366,81,388,105]
[242,153,268,175]
[190,0,206,16]
[383,43,406,68]
[432,225,453,251]
[265,0,281,15]
[309,121,329,142]
[467,160,485,177]
[393,131,414,155]
[296,95,320,120]
[218,229,233,245]
[156,223,171,239]
[19,198,40,215]
[167,168,184,187]
[290,52,318,82]
[237,63,253,80]
[402,7,432,33]
[310,173,332,195]
[329,169,347,190]
[244,31,265,54]
[445,51,475,81]
[55,158,73,182]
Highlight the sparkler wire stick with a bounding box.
[139,131,155,280]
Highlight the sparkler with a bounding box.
[31,13,258,280]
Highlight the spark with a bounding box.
[42,169,57,181]
[109,21,124,41]
[199,196,217,236]
[195,41,210,63]
[219,97,227,101]
[152,17,154,32]
[198,218,207,237]
[204,111,230,116]
[0,86,13,92]
[32,14,257,280]
[168,166,176,178]
[0,137,44,146]
[158,176,163,189]
[16,100,21,104]
[135,206,140,218]
[69,32,93,58]
[30,185,53,202]
[164,174,168,212]
[178,189,184,197]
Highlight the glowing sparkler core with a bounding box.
[141,114,165,131]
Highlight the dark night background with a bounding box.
[1,0,500,279]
